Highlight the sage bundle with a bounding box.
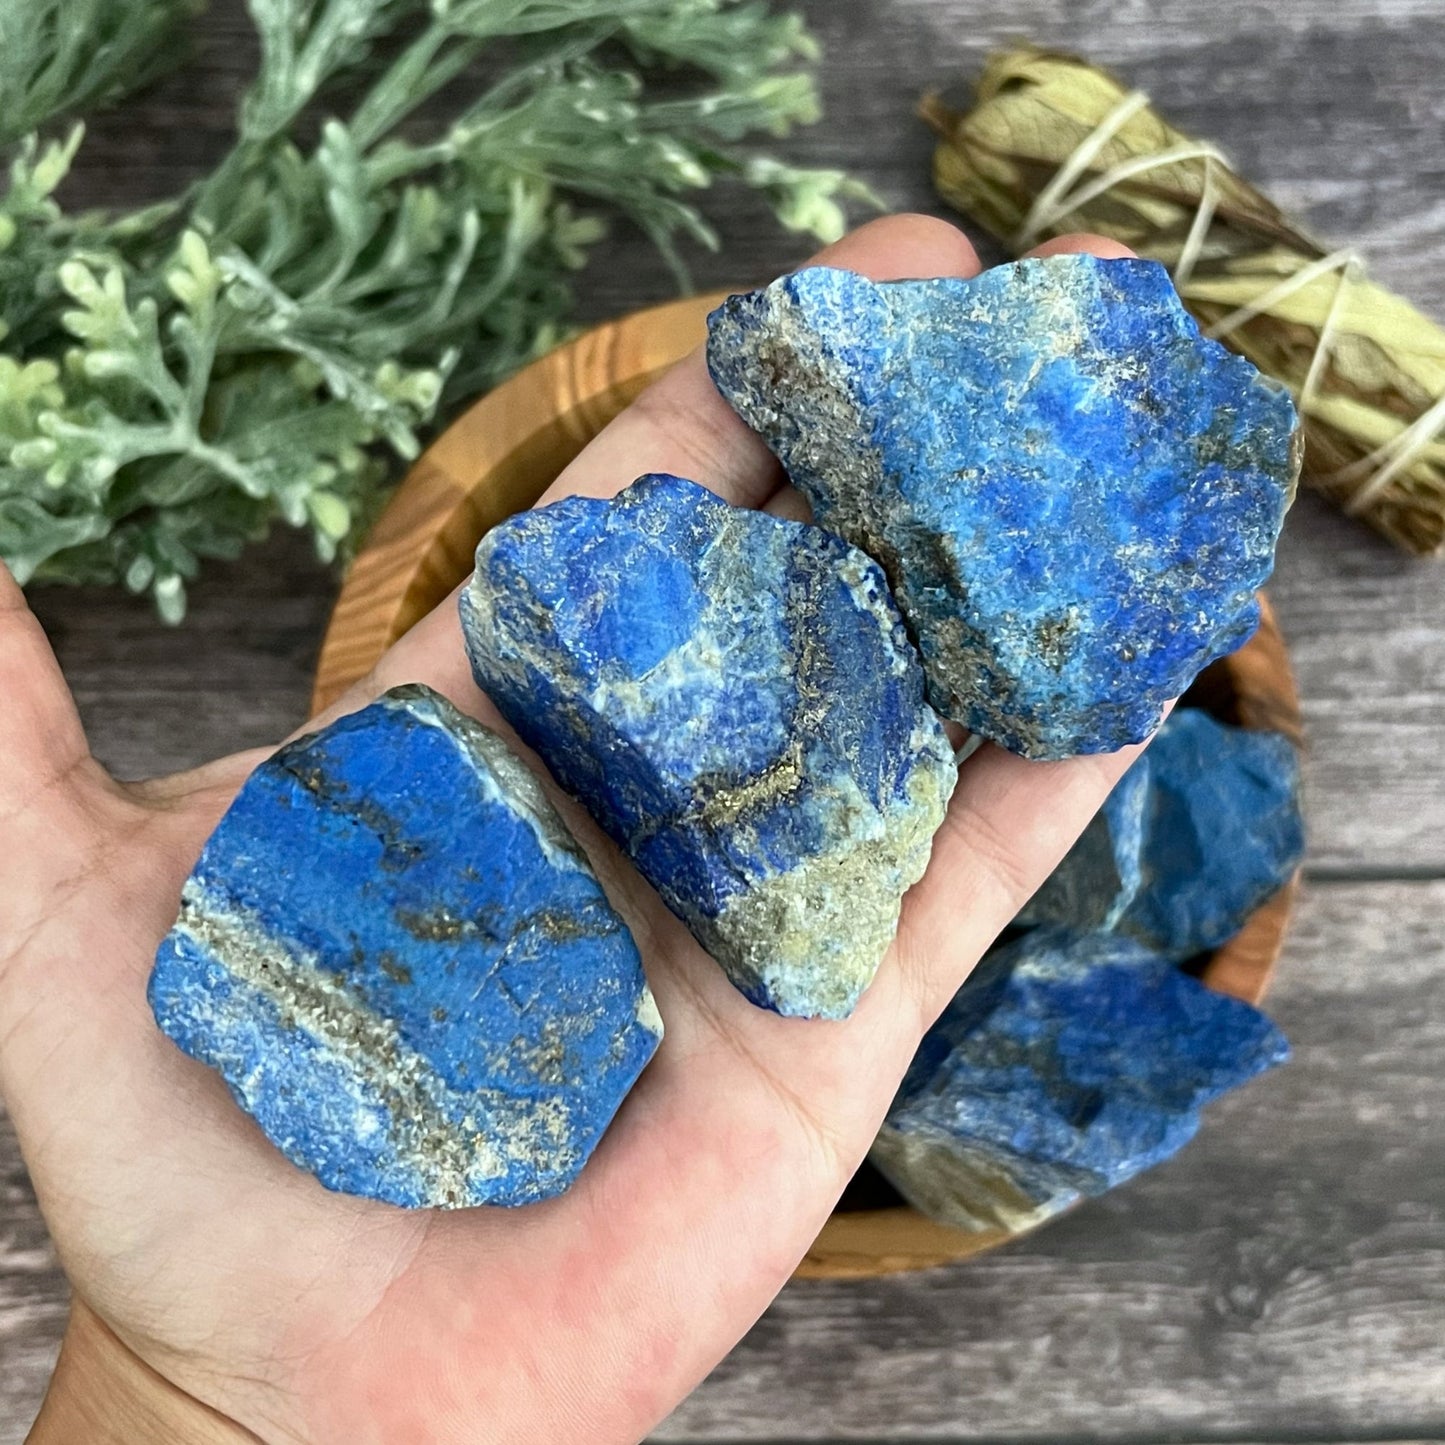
[923,47,1445,557]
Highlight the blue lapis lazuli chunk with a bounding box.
[872,927,1289,1233]
[1025,709,1305,956]
[461,473,957,1020]
[149,684,660,1209]
[707,256,1301,759]
[1126,709,1305,954]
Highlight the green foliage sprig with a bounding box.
[0,0,204,149]
[0,0,866,617]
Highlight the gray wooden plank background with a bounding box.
[4,0,1445,1438]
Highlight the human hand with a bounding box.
[2,216,1144,1445]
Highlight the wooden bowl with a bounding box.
[313,292,1304,1279]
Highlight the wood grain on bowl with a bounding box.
[312,292,1305,1279]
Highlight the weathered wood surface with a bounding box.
[4,0,1445,1438]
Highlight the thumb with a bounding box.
[0,563,138,955]
[0,560,102,817]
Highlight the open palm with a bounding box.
[0,217,1143,1445]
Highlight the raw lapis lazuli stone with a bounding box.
[707,255,1301,760]
[1023,709,1305,956]
[460,473,957,1020]
[871,927,1289,1234]
[1127,709,1304,954]
[149,684,660,1210]
[1019,751,1152,933]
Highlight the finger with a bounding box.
[1023,231,1138,261]
[315,216,982,730]
[0,564,143,1006]
[0,563,130,848]
[891,734,1150,1032]
[761,486,812,523]
[0,563,94,812]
